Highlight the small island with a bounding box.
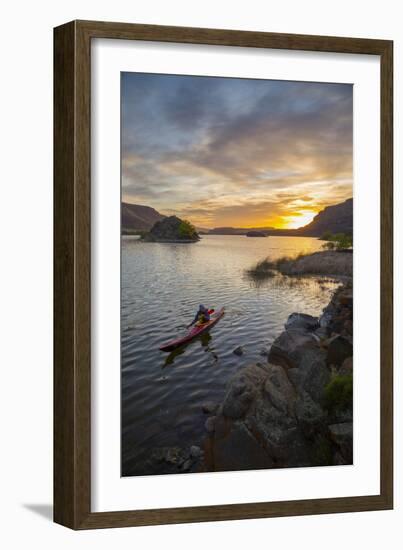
[143,215,200,243]
[246,230,267,238]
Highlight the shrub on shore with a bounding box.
[321,232,353,251]
[323,374,353,413]
[245,254,300,279]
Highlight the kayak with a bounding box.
[159,308,225,352]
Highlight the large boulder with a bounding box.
[285,313,319,331]
[326,335,353,367]
[268,328,319,369]
[288,348,331,403]
[263,364,296,415]
[295,391,327,436]
[213,421,274,471]
[222,364,268,419]
[245,397,298,463]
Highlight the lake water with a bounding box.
[121,235,339,476]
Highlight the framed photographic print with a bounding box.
[54,20,393,529]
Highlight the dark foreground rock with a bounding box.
[201,282,353,472]
[268,329,319,369]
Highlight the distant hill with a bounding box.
[208,199,353,237]
[297,198,353,236]
[122,203,165,233]
[122,198,353,237]
[209,226,275,235]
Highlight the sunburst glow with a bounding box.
[122,73,353,228]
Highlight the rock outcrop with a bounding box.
[297,198,353,237]
[144,216,200,242]
[208,198,352,237]
[246,231,267,237]
[202,282,353,472]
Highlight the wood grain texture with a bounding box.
[380,41,393,506]
[54,20,393,530]
[54,20,91,528]
[54,21,76,528]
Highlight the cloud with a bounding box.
[121,73,352,228]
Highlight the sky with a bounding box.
[121,73,353,229]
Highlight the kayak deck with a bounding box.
[159,308,224,352]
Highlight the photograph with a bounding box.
[120,72,354,477]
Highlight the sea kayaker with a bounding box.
[188,304,213,327]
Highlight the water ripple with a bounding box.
[121,235,338,476]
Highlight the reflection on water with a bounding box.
[121,235,339,476]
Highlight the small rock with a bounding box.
[164,447,187,465]
[233,346,244,356]
[315,327,329,340]
[181,459,192,471]
[204,416,217,433]
[190,445,202,459]
[319,309,333,328]
[259,347,270,357]
[202,402,218,414]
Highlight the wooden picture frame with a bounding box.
[54,20,393,529]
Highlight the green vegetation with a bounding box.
[178,219,198,240]
[320,230,333,241]
[246,258,277,279]
[321,232,353,250]
[323,374,353,413]
[245,253,307,280]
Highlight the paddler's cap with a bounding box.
[199,304,207,311]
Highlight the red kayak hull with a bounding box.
[159,308,225,352]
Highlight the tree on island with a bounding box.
[143,216,200,242]
[178,219,199,240]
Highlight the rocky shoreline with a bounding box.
[201,282,353,471]
[148,281,353,474]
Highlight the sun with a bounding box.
[283,210,318,229]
